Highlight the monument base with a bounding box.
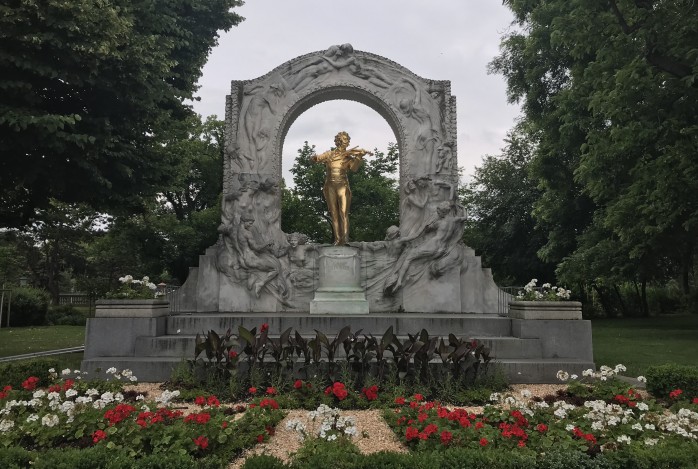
[309,246,369,315]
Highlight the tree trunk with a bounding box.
[592,284,616,317]
[641,277,649,317]
[613,284,629,317]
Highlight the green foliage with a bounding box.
[7,287,51,326]
[290,437,361,469]
[0,358,60,388]
[242,455,286,469]
[0,0,243,227]
[46,305,87,326]
[492,0,698,315]
[645,364,698,399]
[0,447,34,469]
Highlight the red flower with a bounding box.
[257,434,265,443]
[405,426,419,441]
[424,423,438,436]
[294,380,303,389]
[669,389,683,400]
[0,385,12,400]
[418,412,428,423]
[195,396,206,406]
[184,412,212,425]
[260,323,269,333]
[394,396,405,405]
[21,376,39,391]
[63,379,74,390]
[222,421,228,429]
[104,404,136,426]
[326,382,348,400]
[266,387,277,395]
[193,435,209,450]
[362,385,379,401]
[479,437,489,446]
[518,440,526,448]
[692,397,698,405]
[440,430,453,445]
[259,398,279,410]
[475,421,484,429]
[229,350,238,359]
[413,393,424,402]
[207,395,220,407]
[92,429,107,444]
[536,423,548,433]
[248,387,257,395]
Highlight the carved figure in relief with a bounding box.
[311,131,372,245]
[435,141,454,173]
[236,215,289,298]
[384,201,467,295]
[242,83,286,167]
[285,232,316,291]
[291,44,355,91]
[401,177,431,238]
[396,78,441,173]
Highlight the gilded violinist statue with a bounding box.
[311,131,373,245]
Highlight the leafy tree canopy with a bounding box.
[0,0,243,227]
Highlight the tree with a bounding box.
[462,123,555,285]
[0,0,243,227]
[282,142,400,243]
[492,0,698,313]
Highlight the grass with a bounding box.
[0,325,85,357]
[592,315,698,376]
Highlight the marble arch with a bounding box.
[176,44,503,314]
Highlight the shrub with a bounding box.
[0,447,35,469]
[0,358,60,388]
[645,364,698,399]
[242,455,287,469]
[46,305,87,326]
[6,287,50,326]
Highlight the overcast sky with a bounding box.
[191,0,521,185]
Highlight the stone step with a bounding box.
[166,313,512,338]
[471,337,542,359]
[495,358,595,384]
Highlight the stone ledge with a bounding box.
[95,299,170,318]
[508,301,582,320]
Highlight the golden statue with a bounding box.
[311,131,372,245]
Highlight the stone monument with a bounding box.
[82,45,595,383]
[175,43,503,314]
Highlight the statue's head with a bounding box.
[241,214,255,229]
[334,131,350,148]
[287,232,308,247]
[385,225,400,241]
[436,201,451,217]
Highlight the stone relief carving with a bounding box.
[384,201,467,295]
[194,44,504,313]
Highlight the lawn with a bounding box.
[592,315,698,376]
[0,325,85,357]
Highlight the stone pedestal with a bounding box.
[95,299,170,318]
[310,246,369,315]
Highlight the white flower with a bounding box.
[65,389,78,398]
[542,283,552,289]
[47,392,60,401]
[644,424,655,430]
[617,435,631,444]
[41,414,59,427]
[0,419,14,432]
[48,368,56,373]
[26,414,39,423]
[489,393,501,402]
[106,367,117,375]
[129,376,138,382]
[556,370,570,381]
[100,392,114,403]
[136,394,145,401]
[85,388,99,396]
[591,421,605,431]
[644,438,658,446]
[33,390,46,399]
[565,424,575,431]
[520,389,532,399]
[614,364,627,374]
[554,408,568,419]
[583,369,595,377]
[92,400,107,410]
[76,396,92,405]
[570,374,578,380]
[61,368,71,376]
[637,376,647,383]
[632,423,643,431]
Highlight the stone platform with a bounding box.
[81,311,594,383]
